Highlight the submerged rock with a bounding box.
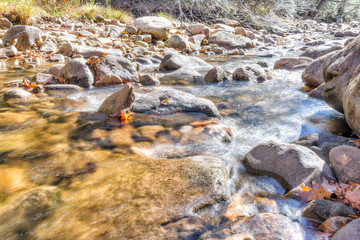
[33,155,229,239]
[3,89,31,99]
[231,213,304,240]
[98,85,221,118]
[0,187,61,239]
[241,141,335,191]
[2,25,42,51]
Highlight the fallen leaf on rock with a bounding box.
[318,216,352,233]
[160,98,171,105]
[298,178,338,202]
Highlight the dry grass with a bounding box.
[0,0,133,25]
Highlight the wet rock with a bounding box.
[40,41,56,53]
[99,85,220,118]
[2,25,42,51]
[302,199,356,224]
[159,67,202,83]
[0,187,61,239]
[302,52,336,87]
[318,216,353,233]
[309,83,325,99]
[241,141,335,191]
[132,16,172,40]
[3,89,31,99]
[139,74,160,85]
[329,145,360,183]
[187,23,206,35]
[231,213,303,240]
[40,64,64,78]
[292,133,355,164]
[95,74,123,87]
[33,73,57,86]
[256,60,269,68]
[0,46,17,57]
[209,31,252,50]
[274,57,312,70]
[73,45,123,58]
[98,84,135,115]
[58,59,94,88]
[165,34,189,50]
[93,55,138,83]
[300,44,342,59]
[44,84,83,93]
[33,156,229,239]
[331,218,360,240]
[204,66,226,83]
[31,85,44,94]
[160,53,212,70]
[321,35,360,135]
[0,18,12,29]
[260,35,276,45]
[233,64,267,83]
[305,40,326,46]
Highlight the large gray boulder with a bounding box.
[99,85,221,118]
[92,55,138,83]
[160,53,212,70]
[132,16,172,40]
[58,59,94,88]
[329,145,360,183]
[2,25,42,51]
[301,52,336,87]
[300,44,343,59]
[209,31,252,50]
[332,219,360,240]
[241,141,335,191]
[321,35,360,135]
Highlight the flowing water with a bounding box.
[0,34,351,239]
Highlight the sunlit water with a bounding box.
[0,35,350,239]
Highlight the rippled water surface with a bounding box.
[0,39,351,239]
